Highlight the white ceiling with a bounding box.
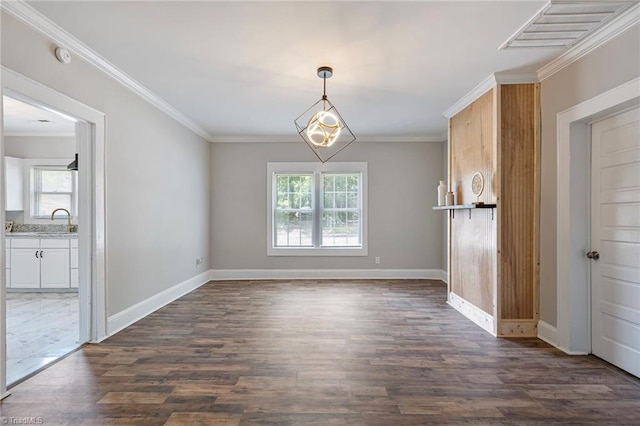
[3,95,76,137]
[26,1,567,141]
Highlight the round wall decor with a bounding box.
[471,172,484,204]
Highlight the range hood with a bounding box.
[67,153,78,171]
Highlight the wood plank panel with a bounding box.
[450,89,496,315]
[1,280,638,424]
[499,84,537,320]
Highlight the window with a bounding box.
[32,166,76,218]
[268,162,367,256]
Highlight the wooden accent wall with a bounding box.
[449,90,495,315]
[498,84,538,320]
[448,82,540,336]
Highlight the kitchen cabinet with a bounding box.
[11,247,41,289]
[5,239,10,288]
[10,238,71,289]
[40,249,71,288]
[70,239,78,288]
[5,156,24,211]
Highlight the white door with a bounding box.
[40,248,70,289]
[591,107,640,377]
[10,249,41,289]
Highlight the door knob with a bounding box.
[586,251,600,260]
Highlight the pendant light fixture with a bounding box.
[294,66,356,163]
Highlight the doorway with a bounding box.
[2,94,84,385]
[1,68,107,397]
[555,76,640,369]
[590,107,640,377]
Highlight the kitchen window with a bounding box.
[267,162,367,256]
[32,166,76,218]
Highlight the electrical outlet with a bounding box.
[195,257,204,268]
[375,256,381,265]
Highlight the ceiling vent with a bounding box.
[500,1,636,49]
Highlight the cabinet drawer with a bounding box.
[11,238,40,249]
[41,239,70,249]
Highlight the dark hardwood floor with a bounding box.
[1,279,639,425]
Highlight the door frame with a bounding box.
[556,76,640,354]
[0,67,107,397]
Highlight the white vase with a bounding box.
[438,180,447,206]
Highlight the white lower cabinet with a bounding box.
[10,248,41,288]
[70,240,78,288]
[40,248,70,288]
[5,239,10,288]
[9,238,72,289]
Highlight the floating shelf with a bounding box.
[432,203,496,219]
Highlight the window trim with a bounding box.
[267,162,368,256]
[22,159,78,223]
[32,166,77,218]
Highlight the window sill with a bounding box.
[267,247,368,257]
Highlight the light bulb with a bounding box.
[306,110,342,148]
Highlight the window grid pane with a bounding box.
[274,174,313,247]
[40,170,72,192]
[38,194,72,217]
[321,173,361,247]
[33,167,76,217]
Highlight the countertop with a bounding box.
[7,232,78,239]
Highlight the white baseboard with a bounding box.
[107,270,211,337]
[209,269,445,281]
[447,292,496,336]
[439,270,448,283]
[537,321,587,355]
[537,320,558,347]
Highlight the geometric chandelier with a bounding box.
[294,66,356,163]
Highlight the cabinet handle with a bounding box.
[40,250,44,258]
[35,250,39,258]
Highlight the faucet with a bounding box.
[51,208,72,233]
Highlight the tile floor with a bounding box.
[6,292,80,385]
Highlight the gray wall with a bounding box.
[539,25,640,326]
[4,135,75,159]
[441,139,448,273]
[2,13,211,316]
[211,141,444,271]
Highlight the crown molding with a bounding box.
[356,135,446,143]
[443,72,539,119]
[442,74,496,119]
[210,134,446,143]
[1,0,214,142]
[210,135,299,143]
[537,2,640,81]
[493,71,539,85]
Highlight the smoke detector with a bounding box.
[55,47,71,64]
